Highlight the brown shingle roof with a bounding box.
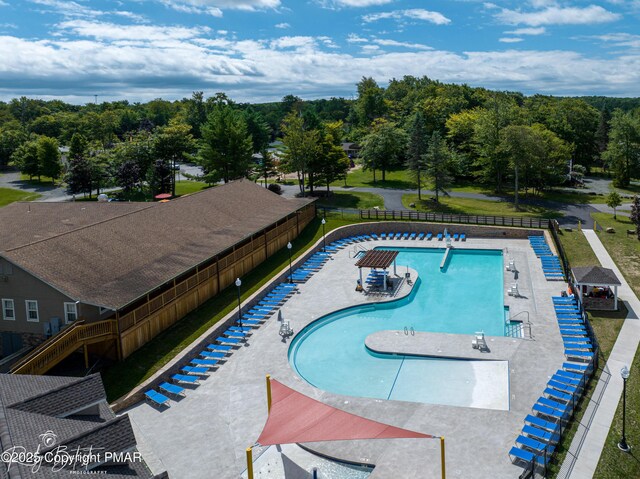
[355,250,399,269]
[2,180,313,309]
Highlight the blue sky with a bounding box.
[1,0,639,104]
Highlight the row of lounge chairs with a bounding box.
[324,231,467,254]
[509,295,593,470]
[144,282,300,408]
[529,236,564,281]
[286,251,332,282]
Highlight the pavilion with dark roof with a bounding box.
[572,265,622,310]
[355,250,399,291]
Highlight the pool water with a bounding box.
[289,248,510,409]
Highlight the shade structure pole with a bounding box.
[266,374,272,412]
[440,436,446,479]
[246,447,254,479]
[614,285,618,310]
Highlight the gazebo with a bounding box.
[572,266,622,311]
[355,250,399,291]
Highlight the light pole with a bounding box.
[235,278,243,329]
[321,217,326,252]
[287,242,293,283]
[618,365,631,452]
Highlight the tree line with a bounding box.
[1,77,639,201]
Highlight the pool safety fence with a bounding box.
[357,209,549,229]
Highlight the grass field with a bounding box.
[556,229,601,267]
[174,180,209,196]
[315,191,384,210]
[402,194,562,218]
[101,215,364,401]
[331,168,416,189]
[0,187,41,207]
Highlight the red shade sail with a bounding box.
[256,379,435,446]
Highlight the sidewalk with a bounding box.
[567,229,640,478]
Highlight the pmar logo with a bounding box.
[39,431,57,448]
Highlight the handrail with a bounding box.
[11,319,118,375]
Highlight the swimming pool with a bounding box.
[288,247,510,410]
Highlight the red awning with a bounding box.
[257,379,435,446]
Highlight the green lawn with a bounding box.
[556,229,601,267]
[19,173,56,184]
[0,187,41,207]
[174,180,209,196]
[592,213,640,298]
[402,194,562,218]
[101,215,364,402]
[315,191,384,210]
[331,168,416,189]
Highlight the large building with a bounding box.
[0,180,314,373]
[0,373,166,478]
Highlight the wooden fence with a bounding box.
[117,204,315,359]
[359,209,550,229]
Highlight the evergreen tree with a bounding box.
[198,104,253,184]
[407,110,429,199]
[65,155,93,196]
[424,131,453,203]
[68,133,88,160]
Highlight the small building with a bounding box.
[0,180,315,373]
[572,265,622,311]
[341,142,361,159]
[0,373,166,477]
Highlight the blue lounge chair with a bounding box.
[380,233,387,240]
[417,233,425,240]
[551,374,581,387]
[523,424,559,444]
[200,350,226,359]
[460,233,466,241]
[516,435,554,454]
[159,382,186,397]
[409,233,416,240]
[145,390,170,407]
[207,343,231,352]
[240,319,262,326]
[224,331,247,338]
[525,415,560,434]
[538,397,572,415]
[548,380,577,394]
[426,233,433,240]
[532,403,566,421]
[509,446,548,466]
[172,374,199,385]
[437,233,443,241]
[216,336,242,345]
[182,365,209,376]
[402,233,409,240]
[544,387,573,403]
[563,362,588,373]
[453,233,459,241]
[191,358,219,368]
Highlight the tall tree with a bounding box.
[65,155,93,196]
[603,109,640,188]
[0,123,26,168]
[423,131,453,203]
[11,140,40,180]
[317,134,350,193]
[606,191,622,220]
[280,111,320,196]
[154,120,195,195]
[37,136,62,182]
[198,104,253,184]
[407,110,429,200]
[359,119,407,183]
[185,91,207,138]
[354,77,387,126]
[68,133,88,160]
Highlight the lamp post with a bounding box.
[235,278,243,329]
[618,365,631,452]
[287,242,293,283]
[321,217,326,252]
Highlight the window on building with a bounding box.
[25,300,39,322]
[2,299,15,320]
[64,302,78,323]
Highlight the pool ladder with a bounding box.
[403,326,415,336]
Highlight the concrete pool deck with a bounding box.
[125,234,568,478]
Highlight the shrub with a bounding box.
[267,183,283,195]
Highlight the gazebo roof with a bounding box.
[572,266,621,286]
[355,250,399,269]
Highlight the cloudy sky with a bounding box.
[1,0,639,104]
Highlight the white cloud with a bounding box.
[499,37,523,43]
[363,9,451,25]
[595,33,640,49]
[505,27,546,36]
[496,5,621,26]
[373,39,432,50]
[157,0,280,15]
[347,33,368,43]
[0,1,8,6]
[275,22,290,29]
[2,20,640,103]
[321,0,392,7]
[29,0,146,22]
